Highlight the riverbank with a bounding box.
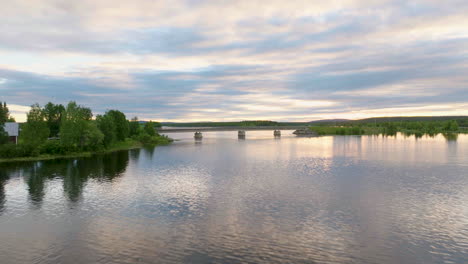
[0,138,171,163]
[308,125,468,136]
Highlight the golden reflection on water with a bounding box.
[0,132,467,263]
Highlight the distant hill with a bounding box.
[350,116,468,124]
[161,120,281,127]
[309,119,350,124]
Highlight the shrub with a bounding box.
[137,132,172,145]
[144,122,156,136]
[39,140,69,155]
[0,126,8,145]
[0,144,16,158]
[137,133,152,144]
[0,143,38,158]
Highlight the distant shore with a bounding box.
[308,125,467,136]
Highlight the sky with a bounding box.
[1,0,467,122]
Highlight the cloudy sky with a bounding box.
[1,0,467,122]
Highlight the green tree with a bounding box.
[383,122,397,135]
[96,113,117,147]
[42,102,65,137]
[21,104,50,147]
[0,102,11,124]
[107,110,129,141]
[153,121,162,128]
[60,101,103,149]
[444,120,459,131]
[129,116,140,137]
[0,126,8,144]
[81,122,104,149]
[144,121,156,136]
[0,101,10,144]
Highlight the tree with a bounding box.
[96,113,117,147]
[129,116,140,137]
[21,104,50,147]
[444,120,459,131]
[81,122,104,150]
[106,110,129,141]
[153,121,162,128]
[0,102,11,124]
[0,102,20,145]
[383,122,397,135]
[0,126,8,144]
[144,121,156,136]
[42,102,65,137]
[60,101,103,149]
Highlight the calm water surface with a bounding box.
[0,131,467,264]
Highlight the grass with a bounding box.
[103,139,143,152]
[0,152,93,163]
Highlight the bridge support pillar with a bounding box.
[194,131,203,140]
[238,130,246,139]
[274,130,281,137]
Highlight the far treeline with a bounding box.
[0,101,171,160]
[163,116,468,128]
[163,120,284,127]
[308,117,467,136]
[163,116,468,137]
[310,116,468,126]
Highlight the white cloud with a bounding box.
[1,0,467,121]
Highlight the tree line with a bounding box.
[309,120,462,136]
[0,101,170,159]
[165,120,280,127]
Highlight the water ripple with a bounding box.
[0,133,467,263]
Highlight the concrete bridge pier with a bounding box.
[274,130,281,137]
[194,131,203,140]
[238,130,246,139]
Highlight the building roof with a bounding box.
[3,122,19,137]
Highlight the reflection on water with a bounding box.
[0,132,467,263]
[443,132,459,141]
[0,151,128,210]
[0,169,7,212]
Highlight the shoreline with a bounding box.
[0,139,170,164]
[308,126,467,136]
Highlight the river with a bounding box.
[0,131,467,263]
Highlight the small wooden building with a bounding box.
[3,122,19,144]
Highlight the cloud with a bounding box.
[0,0,467,121]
